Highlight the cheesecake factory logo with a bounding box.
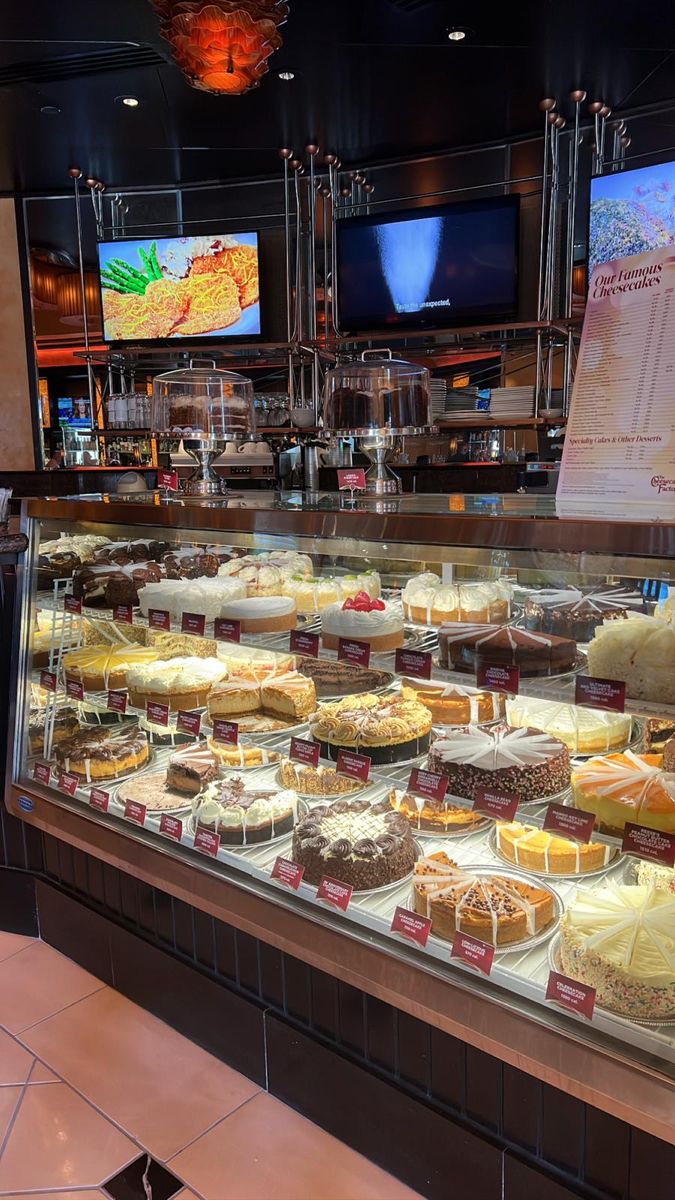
[651,475,675,494]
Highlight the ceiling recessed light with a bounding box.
[447,27,469,41]
[278,70,295,81]
[40,104,61,115]
[116,95,140,107]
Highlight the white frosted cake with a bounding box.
[402,574,512,625]
[282,571,381,613]
[587,616,675,705]
[506,696,632,755]
[320,596,404,651]
[217,595,297,633]
[138,576,245,620]
[126,655,227,710]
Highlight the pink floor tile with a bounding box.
[0,942,105,1033]
[0,1081,137,1191]
[23,987,260,1161]
[0,1086,21,1146]
[0,932,35,963]
[28,1060,60,1083]
[170,1092,424,1200]
[0,1028,35,1085]
[0,1193,106,1199]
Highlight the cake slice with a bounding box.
[260,671,316,721]
[165,743,220,796]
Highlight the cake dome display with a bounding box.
[151,363,255,495]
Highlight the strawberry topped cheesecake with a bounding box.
[320,592,405,652]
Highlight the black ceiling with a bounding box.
[4,0,675,193]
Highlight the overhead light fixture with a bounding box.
[446,26,470,41]
[278,70,295,81]
[40,104,61,115]
[116,95,140,107]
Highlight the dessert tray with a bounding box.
[547,936,675,1027]
[486,825,622,880]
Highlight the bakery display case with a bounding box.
[6,490,675,1130]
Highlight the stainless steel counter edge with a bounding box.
[7,783,675,1145]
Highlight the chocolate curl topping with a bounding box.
[327,838,352,858]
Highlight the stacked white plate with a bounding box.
[489,386,535,419]
[429,379,447,422]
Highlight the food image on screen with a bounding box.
[336,197,519,332]
[98,233,261,341]
[589,160,675,269]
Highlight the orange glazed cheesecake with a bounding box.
[572,751,675,834]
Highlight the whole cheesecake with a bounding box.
[571,752,675,834]
[291,797,417,889]
[207,671,316,723]
[320,595,404,652]
[413,851,555,946]
[54,724,148,782]
[560,882,675,1020]
[495,821,616,874]
[402,574,512,626]
[216,595,298,634]
[387,787,486,835]
[401,679,505,726]
[438,623,577,676]
[309,692,432,764]
[524,585,646,642]
[193,776,299,845]
[63,645,161,692]
[427,725,570,802]
[505,696,632,755]
[126,656,227,711]
[282,571,381,614]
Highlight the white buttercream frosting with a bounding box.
[126,656,227,692]
[564,882,675,983]
[138,577,246,619]
[320,600,403,638]
[218,595,296,619]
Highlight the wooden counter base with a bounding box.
[7,782,675,1145]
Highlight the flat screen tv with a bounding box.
[97,232,261,342]
[57,397,91,429]
[336,196,520,332]
[589,159,675,269]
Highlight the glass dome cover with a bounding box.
[151,361,256,446]
[323,350,432,435]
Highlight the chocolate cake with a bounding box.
[37,550,81,590]
[427,724,570,802]
[72,561,164,607]
[291,797,417,889]
[163,549,222,578]
[644,718,675,755]
[92,539,171,564]
[29,705,80,755]
[165,743,219,796]
[53,725,149,782]
[438,623,576,677]
[193,776,299,845]
[293,655,392,698]
[523,586,647,642]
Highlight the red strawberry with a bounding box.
[371,598,386,610]
[342,597,356,610]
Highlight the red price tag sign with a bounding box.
[395,649,432,680]
[64,594,82,615]
[544,803,596,845]
[33,762,52,787]
[181,612,206,637]
[89,788,110,813]
[212,719,239,745]
[451,932,495,976]
[107,689,128,715]
[473,786,520,822]
[546,971,596,1020]
[338,638,371,668]
[575,675,626,713]
[337,468,367,491]
[271,856,305,890]
[214,618,241,643]
[124,799,146,826]
[290,737,320,768]
[622,823,675,868]
[39,670,57,693]
[58,772,80,797]
[336,749,371,783]
[194,826,220,857]
[407,767,448,805]
[317,876,353,911]
[158,468,179,491]
[160,814,183,842]
[476,663,520,695]
[290,629,320,657]
[113,603,133,625]
[390,906,432,948]
[65,679,84,703]
[148,608,171,632]
[176,710,201,737]
[146,701,170,727]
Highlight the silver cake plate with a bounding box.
[486,825,622,880]
[547,936,675,1027]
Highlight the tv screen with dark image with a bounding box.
[336,196,519,332]
[97,232,261,342]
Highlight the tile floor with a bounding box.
[0,931,422,1200]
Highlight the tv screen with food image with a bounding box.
[97,232,261,342]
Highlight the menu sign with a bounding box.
[289,737,320,768]
[194,827,220,857]
[337,468,366,491]
[160,814,183,842]
[557,246,675,521]
[124,799,146,826]
[338,638,371,668]
[58,772,80,797]
[317,876,353,911]
[622,823,675,868]
[390,906,432,948]
[451,932,495,976]
[271,857,305,890]
[211,719,239,745]
[476,663,520,695]
[575,676,626,713]
[407,767,447,805]
[112,604,133,625]
[33,762,52,787]
[64,594,82,615]
[148,608,171,632]
[89,788,110,813]
[395,649,432,680]
[214,618,241,644]
[336,749,371,783]
[146,701,170,727]
[158,468,179,491]
[39,670,57,693]
[289,629,320,657]
[107,689,128,715]
[473,787,520,822]
[65,679,84,703]
[181,612,205,637]
[546,971,596,1020]
[543,803,596,845]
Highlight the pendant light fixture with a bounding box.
[149,1,290,95]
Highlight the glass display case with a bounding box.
[7,491,675,1101]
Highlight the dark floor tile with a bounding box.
[397,1011,430,1094]
[103,1152,183,1200]
[109,921,266,1086]
[629,1127,675,1200]
[502,1065,540,1153]
[465,1044,501,1133]
[338,981,366,1057]
[36,879,113,982]
[504,1153,587,1200]
[541,1082,584,1176]
[584,1106,630,1198]
[282,951,312,1024]
[267,1013,502,1200]
[365,994,397,1074]
[214,917,237,981]
[259,941,284,1008]
[0,866,38,935]
[310,967,339,1039]
[235,928,260,994]
[430,1028,465,1114]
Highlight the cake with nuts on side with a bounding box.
[427,725,570,803]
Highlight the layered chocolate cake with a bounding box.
[193,777,299,845]
[524,586,647,642]
[293,655,393,698]
[92,538,171,564]
[53,725,149,782]
[438,623,576,676]
[427,725,570,802]
[165,743,220,796]
[291,797,417,889]
[309,692,432,764]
